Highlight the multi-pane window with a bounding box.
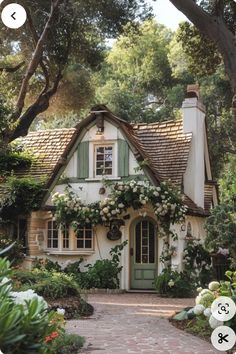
[47,220,58,249]
[76,225,93,250]
[95,146,113,176]
[135,220,155,264]
[62,226,69,249]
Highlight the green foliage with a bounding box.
[219,156,236,203]
[176,22,221,77]
[0,177,46,222]
[12,269,49,289]
[0,0,152,134]
[30,272,80,300]
[183,239,213,287]
[0,151,32,175]
[205,203,236,259]
[93,19,187,122]
[45,333,85,354]
[34,258,62,272]
[0,258,62,354]
[0,238,24,265]
[154,269,194,298]
[64,259,84,274]
[13,269,80,300]
[205,158,236,262]
[77,241,127,289]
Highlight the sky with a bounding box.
[149,0,189,31]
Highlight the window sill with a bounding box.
[85,177,121,181]
[44,250,95,256]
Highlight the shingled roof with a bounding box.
[16,128,76,180]
[132,120,192,186]
[14,106,214,216]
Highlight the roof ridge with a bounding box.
[26,128,76,134]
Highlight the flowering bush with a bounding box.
[183,239,213,287]
[52,179,187,236]
[191,272,236,331]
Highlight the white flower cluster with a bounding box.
[217,247,229,256]
[57,307,65,315]
[52,179,186,227]
[10,289,48,309]
[52,191,82,213]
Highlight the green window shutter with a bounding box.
[78,141,89,178]
[118,140,129,177]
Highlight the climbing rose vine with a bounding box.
[52,180,187,236]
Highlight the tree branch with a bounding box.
[169,0,236,94]
[26,9,50,93]
[15,0,62,116]
[9,69,63,141]
[0,61,25,73]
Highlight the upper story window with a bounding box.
[95,145,113,177]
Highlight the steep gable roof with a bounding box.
[14,105,214,216]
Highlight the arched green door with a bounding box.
[130,219,157,289]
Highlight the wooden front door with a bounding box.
[130,219,157,289]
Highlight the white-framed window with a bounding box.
[75,224,93,250]
[95,145,113,177]
[62,226,70,249]
[47,220,58,249]
[46,220,94,253]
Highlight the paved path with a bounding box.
[66,293,224,354]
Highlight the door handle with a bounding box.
[130,248,134,256]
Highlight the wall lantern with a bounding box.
[107,219,124,241]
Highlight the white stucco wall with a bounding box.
[33,116,208,290]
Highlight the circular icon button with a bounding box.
[211,326,236,351]
[1,3,27,29]
[211,296,236,321]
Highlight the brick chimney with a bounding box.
[182,84,206,208]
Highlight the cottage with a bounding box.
[12,84,217,290]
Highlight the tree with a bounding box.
[169,0,236,110]
[0,0,151,146]
[205,156,236,263]
[93,20,188,122]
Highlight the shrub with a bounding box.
[76,241,127,289]
[31,272,80,300]
[34,258,62,272]
[0,258,60,354]
[12,269,49,289]
[78,259,121,289]
[64,259,83,274]
[44,333,84,354]
[154,268,194,298]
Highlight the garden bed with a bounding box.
[47,296,94,319]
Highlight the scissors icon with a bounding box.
[218,333,229,344]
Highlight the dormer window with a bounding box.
[95,145,113,177]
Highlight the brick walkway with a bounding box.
[66,293,224,354]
